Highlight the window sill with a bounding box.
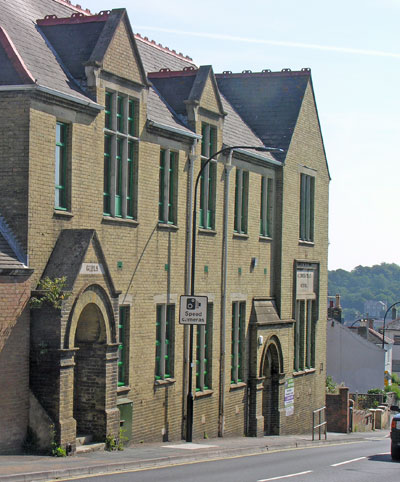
[102,217,139,227]
[195,389,214,399]
[53,210,73,219]
[154,378,176,387]
[198,227,217,236]
[259,235,272,242]
[117,385,131,395]
[293,368,316,377]
[298,240,314,247]
[233,232,249,240]
[230,382,247,391]
[157,223,178,232]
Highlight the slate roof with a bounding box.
[216,70,311,160]
[149,70,197,116]
[0,233,26,270]
[1,0,97,103]
[146,87,196,137]
[0,214,28,271]
[38,18,107,80]
[135,34,196,74]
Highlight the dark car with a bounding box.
[390,406,400,459]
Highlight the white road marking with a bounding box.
[257,471,313,481]
[331,456,366,466]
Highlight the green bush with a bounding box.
[326,376,337,394]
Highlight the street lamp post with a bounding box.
[186,144,283,442]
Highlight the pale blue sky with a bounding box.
[81,0,400,271]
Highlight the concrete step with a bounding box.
[76,442,105,454]
[76,434,93,446]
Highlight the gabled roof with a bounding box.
[41,229,119,296]
[148,66,225,117]
[148,68,199,116]
[216,69,312,160]
[36,9,148,86]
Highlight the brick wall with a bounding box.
[0,275,31,453]
[326,387,349,433]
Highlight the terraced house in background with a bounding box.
[0,0,330,454]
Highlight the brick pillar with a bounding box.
[104,343,120,439]
[247,377,265,437]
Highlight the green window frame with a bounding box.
[231,301,245,384]
[200,123,217,229]
[155,304,174,380]
[159,149,177,225]
[55,122,68,210]
[105,92,112,129]
[299,173,315,242]
[196,303,213,392]
[103,135,112,215]
[260,176,273,237]
[234,169,249,234]
[117,95,124,133]
[294,299,316,371]
[103,90,138,219]
[118,306,129,387]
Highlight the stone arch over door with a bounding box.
[260,336,283,435]
[65,285,119,443]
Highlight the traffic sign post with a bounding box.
[179,296,208,325]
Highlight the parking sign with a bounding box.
[179,296,208,325]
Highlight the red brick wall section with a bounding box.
[326,387,349,433]
[0,275,31,454]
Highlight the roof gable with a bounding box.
[0,26,35,85]
[189,66,225,116]
[42,229,119,296]
[100,9,147,86]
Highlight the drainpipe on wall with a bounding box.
[182,139,197,439]
[218,151,233,437]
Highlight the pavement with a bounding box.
[0,429,391,482]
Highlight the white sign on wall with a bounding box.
[80,263,105,275]
[296,270,314,297]
[284,378,294,416]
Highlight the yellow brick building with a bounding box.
[0,0,330,453]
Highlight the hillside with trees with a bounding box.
[328,263,400,322]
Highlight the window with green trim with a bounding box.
[231,301,245,384]
[118,306,130,387]
[196,303,213,392]
[103,90,138,219]
[299,173,315,242]
[200,123,217,229]
[55,122,68,210]
[159,149,177,225]
[260,176,273,237]
[155,304,175,380]
[294,299,316,371]
[234,168,249,234]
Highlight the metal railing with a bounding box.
[312,406,327,441]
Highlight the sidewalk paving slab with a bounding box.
[0,430,390,482]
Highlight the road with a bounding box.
[48,436,398,482]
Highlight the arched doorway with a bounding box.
[262,342,280,435]
[73,303,107,442]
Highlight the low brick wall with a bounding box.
[353,409,373,432]
[326,387,349,433]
